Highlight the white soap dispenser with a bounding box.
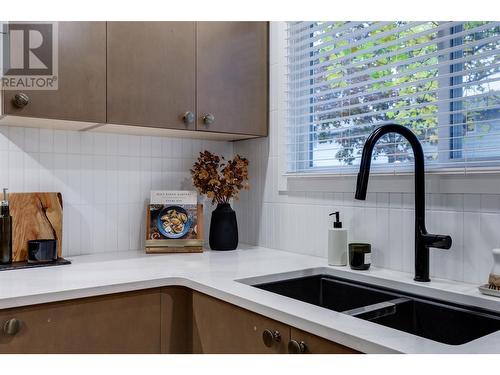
[328,211,348,266]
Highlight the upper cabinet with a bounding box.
[106,22,196,131]
[2,21,268,139]
[3,22,107,123]
[196,22,268,136]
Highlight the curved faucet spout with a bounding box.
[354,124,452,282]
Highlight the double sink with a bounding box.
[249,274,500,346]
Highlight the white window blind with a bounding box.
[286,21,500,174]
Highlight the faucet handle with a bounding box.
[423,233,452,249]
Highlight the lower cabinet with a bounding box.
[0,288,360,354]
[161,287,193,354]
[192,291,290,353]
[0,289,162,354]
[191,291,360,354]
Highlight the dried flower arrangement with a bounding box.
[191,151,249,205]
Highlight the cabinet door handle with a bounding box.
[288,340,307,354]
[182,111,195,125]
[3,318,22,336]
[202,113,215,125]
[12,93,30,108]
[262,329,281,347]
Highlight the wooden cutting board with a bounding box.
[9,193,63,262]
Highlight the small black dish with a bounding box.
[28,239,57,263]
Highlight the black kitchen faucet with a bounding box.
[354,124,452,282]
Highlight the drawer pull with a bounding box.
[262,329,281,347]
[202,113,215,125]
[288,340,307,354]
[3,318,22,336]
[12,93,30,108]
[182,111,195,125]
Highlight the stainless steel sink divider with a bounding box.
[342,298,411,321]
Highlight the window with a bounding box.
[286,22,500,174]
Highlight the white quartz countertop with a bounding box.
[0,244,499,354]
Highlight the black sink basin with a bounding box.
[255,275,401,312]
[253,275,500,345]
[367,297,500,345]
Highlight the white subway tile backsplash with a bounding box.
[79,204,93,252]
[140,136,152,158]
[129,136,141,157]
[105,133,118,156]
[80,132,94,154]
[389,192,402,209]
[105,204,119,253]
[39,128,54,153]
[66,204,82,256]
[93,133,106,155]
[443,194,464,211]
[374,207,389,267]
[480,194,500,213]
[24,153,40,192]
[386,208,404,271]
[365,192,377,208]
[0,125,232,257]
[463,212,484,284]
[0,127,9,150]
[54,130,68,154]
[8,127,25,152]
[92,204,107,252]
[171,137,182,158]
[67,131,82,154]
[0,151,9,186]
[376,192,389,208]
[464,194,481,212]
[8,151,24,191]
[93,155,107,204]
[118,134,130,156]
[24,128,40,153]
[269,64,279,112]
[80,155,94,204]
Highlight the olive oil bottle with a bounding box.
[0,188,12,264]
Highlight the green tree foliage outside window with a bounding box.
[302,21,500,168]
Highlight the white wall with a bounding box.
[0,125,233,257]
[233,22,500,285]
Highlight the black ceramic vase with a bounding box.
[209,203,238,251]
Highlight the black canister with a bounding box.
[27,239,58,263]
[349,243,371,270]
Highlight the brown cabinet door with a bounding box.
[196,22,268,136]
[3,22,106,123]
[0,289,162,354]
[161,287,192,354]
[107,22,196,130]
[192,291,289,353]
[289,327,360,354]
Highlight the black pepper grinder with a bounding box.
[0,188,13,264]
